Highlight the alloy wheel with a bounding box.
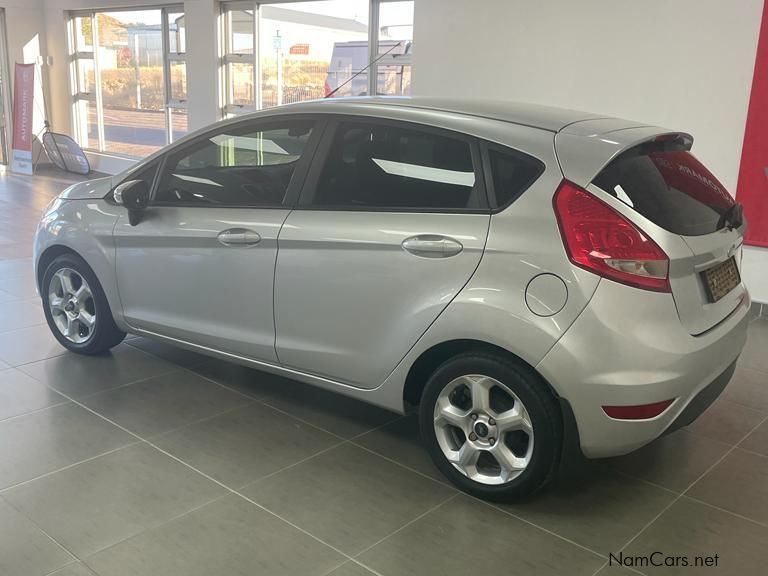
[48,267,97,344]
[433,374,534,485]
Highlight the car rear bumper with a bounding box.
[537,280,750,458]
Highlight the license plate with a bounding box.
[701,257,741,303]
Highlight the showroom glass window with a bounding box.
[221,0,414,117]
[305,121,483,210]
[154,119,315,206]
[69,7,188,157]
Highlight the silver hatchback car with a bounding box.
[34,97,750,500]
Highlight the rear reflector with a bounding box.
[553,180,671,292]
[602,399,675,420]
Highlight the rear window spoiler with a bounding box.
[555,122,693,188]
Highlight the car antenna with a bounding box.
[325,41,402,99]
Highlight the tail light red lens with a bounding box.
[553,180,671,292]
[602,399,675,420]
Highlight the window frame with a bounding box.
[220,0,414,117]
[480,141,546,213]
[68,5,188,156]
[147,114,327,209]
[297,115,490,214]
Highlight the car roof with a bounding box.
[278,96,612,133]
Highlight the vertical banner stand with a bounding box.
[10,62,35,175]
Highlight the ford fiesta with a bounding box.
[34,97,750,500]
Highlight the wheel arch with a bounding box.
[37,245,81,292]
[402,338,561,411]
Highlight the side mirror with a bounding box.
[113,180,150,226]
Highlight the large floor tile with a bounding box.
[80,370,250,437]
[606,429,731,492]
[595,566,642,576]
[0,298,45,332]
[0,403,134,489]
[4,443,224,557]
[126,337,209,367]
[687,448,768,524]
[353,413,444,481]
[326,562,378,576]
[20,343,179,399]
[0,324,66,366]
[48,563,99,576]
[187,357,295,400]
[259,380,401,439]
[721,367,768,412]
[0,257,34,278]
[624,497,768,575]
[499,467,676,553]
[0,288,20,303]
[85,495,344,576]
[738,318,768,373]
[0,497,74,576]
[153,402,341,488]
[359,494,604,576]
[0,273,38,299]
[740,418,768,456]
[0,368,67,421]
[191,359,401,438]
[684,398,766,445]
[243,443,455,555]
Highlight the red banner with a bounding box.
[737,1,768,246]
[10,63,35,174]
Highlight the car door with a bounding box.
[113,117,322,361]
[274,117,491,388]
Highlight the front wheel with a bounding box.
[42,253,125,354]
[420,352,562,501]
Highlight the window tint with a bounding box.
[309,122,482,210]
[154,120,314,206]
[593,142,734,236]
[488,147,544,208]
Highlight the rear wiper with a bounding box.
[717,202,744,231]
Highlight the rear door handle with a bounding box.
[402,235,463,258]
[217,228,261,246]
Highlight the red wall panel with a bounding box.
[737,0,768,247]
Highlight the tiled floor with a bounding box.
[1,170,767,576]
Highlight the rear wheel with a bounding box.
[420,352,561,501]
[42,253,125,354]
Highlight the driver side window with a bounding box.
[154,120,315,207]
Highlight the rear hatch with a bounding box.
[557,122,747,335]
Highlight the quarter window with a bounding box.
[154,120,314,206]
[487,147,545,209]
[307,122,482,210]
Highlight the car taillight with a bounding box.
[553,180,670,292]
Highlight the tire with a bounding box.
[41,253,125,354]
[419,352,562,501]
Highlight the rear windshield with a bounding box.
[592,141,734,236]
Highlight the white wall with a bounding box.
[413,0,768,302]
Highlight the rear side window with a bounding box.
[306,121,484,210]
[487,147,545,209]
[593,142,734,236]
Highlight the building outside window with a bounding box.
[69,7,188,157]
[222,0,413,116]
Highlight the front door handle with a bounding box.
[402,235,463,258]
[217,228,261,247]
